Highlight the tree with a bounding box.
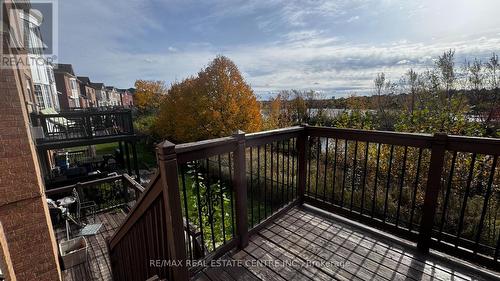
[155,56,262,142]
[134,80,167,113]
[485,53,499,89]
[436,49,456,101]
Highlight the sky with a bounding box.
[56,0,500,99]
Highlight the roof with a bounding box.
[54,64,75,75]
[117,88,135,95]
[77,76,91,84]
[90,82,105,89]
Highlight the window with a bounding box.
[34,84,45,109]
[43,84,53,108]
[70,78,77,90]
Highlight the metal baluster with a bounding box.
[291,138,296,199]
[194,161,205,254]
[341,140,348,207]
[257,146,262,222]
[315,138,321,199]
[360,142,369,215]
[206,158,216,251]
[217,155,226,243]
[323,138,329,201]
[249,147,254,227]
[371,143,381,218]
[438,151,457,241]
[270,142,274,213]
[396,146,408,227]
[409,148,423,232]
[475,156,497,252]
[350,141,359,211]
[264,144,268,218]
[228,154,235,237]
[180,165,193,260]
[383,145,395,222]
[455,153,477,247]
[307,137,312,195]
[331,139,338,203]
[286,139,291,202]
[281,140,285,206]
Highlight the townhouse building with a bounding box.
[53,64,81,109]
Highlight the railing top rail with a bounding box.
[307,126,434,148]
[245,126,303,139]
[174,136,237,164]
[246,126,304,147]
[45,173,141,196]
[123,173,145,193]
[108,172,161,249]
[446,134,500,155]
[35,110,132,118]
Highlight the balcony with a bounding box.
[47,174,145,280]
[31,109,136,150]
[54,125,499,281]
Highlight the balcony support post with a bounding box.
[158,141,189,281]
[131,141,140,178]
[124,141,132,175]
[233,130,249,249]
[297,124,308,204]
[417,132,447,252]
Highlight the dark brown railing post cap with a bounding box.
[157,140,176,158]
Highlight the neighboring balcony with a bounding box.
[31,109,136,149]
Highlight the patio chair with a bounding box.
[72,188,97,223]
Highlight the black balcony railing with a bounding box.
[108,126,500,281]
[32,109,134,143]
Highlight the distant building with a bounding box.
[23,5,59,112]
[91,82,107,107]
[105,86,121,106]
[118,88,134,107]
[54,64,81,109]
[77,76,97,107]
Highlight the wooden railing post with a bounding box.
[297,124,308,204]
[233,130,249,249]
[417,132,447,252]
[157,141,189,281]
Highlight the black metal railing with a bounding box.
[304,133,432,240]
[32,109,134,143]
[46,173,144,212]
[245,128,301,229]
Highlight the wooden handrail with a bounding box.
[45,174,124,196]
[308,125,434,148]
[122,173,145,193]
[108,172,160,248]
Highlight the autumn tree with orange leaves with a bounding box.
[155,56,262,142]
[133,80,167,113]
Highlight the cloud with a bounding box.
[56,0,500,98]
[346,15,360,23]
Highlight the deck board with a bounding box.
[193,207,496,281]
[54,208,127,281]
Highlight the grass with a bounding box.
[66,140,157,170]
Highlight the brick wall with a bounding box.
[0,222,16,281]
[0,1,61,280]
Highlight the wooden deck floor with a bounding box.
[54,208,127,281]
[193,207,497,281]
